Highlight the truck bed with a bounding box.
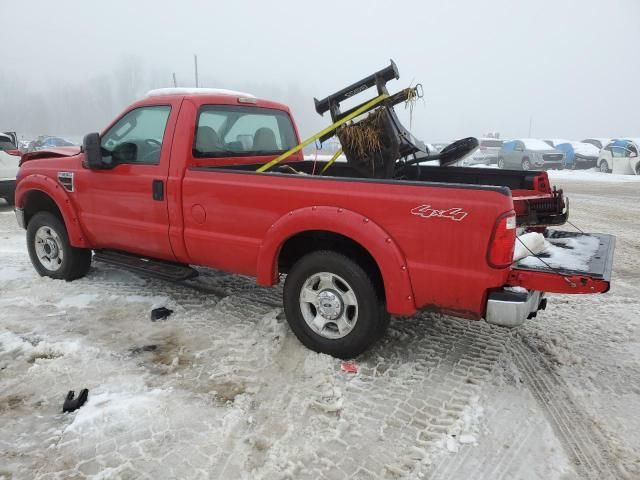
[205,161,565,227]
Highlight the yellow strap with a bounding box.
[256,94,388,173]
[320,148,343,174]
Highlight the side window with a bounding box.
[101,105,171,165]
[628,144,638,156]
[611,142,627,158]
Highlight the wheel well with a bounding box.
[23,190,63,226]
[278,231,385,299]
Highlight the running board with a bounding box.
[94,250,198,282]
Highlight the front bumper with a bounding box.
[574,156,597,168]
[542,162,564,170]
[484,289,545,327]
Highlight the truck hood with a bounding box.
[20,146,82,165]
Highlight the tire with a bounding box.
[521,158,531,171]
[599,160,610,173]
[283,250,389,359]
[497,157,505,169]
[26,212,92,281]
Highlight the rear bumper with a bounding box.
[485,289,545,327]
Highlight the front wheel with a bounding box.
[521,158,531,171]
[283,250,389,358]
[497,157,505,169]
[27,212,92,280]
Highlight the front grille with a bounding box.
[543,154,563,162]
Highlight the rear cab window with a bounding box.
[193,105,297,159]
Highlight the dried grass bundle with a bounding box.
[337,108,386,160]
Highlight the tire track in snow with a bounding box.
[511,337,620,480]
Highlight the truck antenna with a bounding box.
[194,55,199,88]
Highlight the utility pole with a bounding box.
[528,116,533,137]
[172,72,177,87]
[194,54,199,88]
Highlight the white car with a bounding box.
[597,139,640,174]
[0,132,21,205]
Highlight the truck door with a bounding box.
[75,103,179,260]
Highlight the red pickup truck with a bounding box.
[14,87,614,358]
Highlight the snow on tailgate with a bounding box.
[519,234,601,272]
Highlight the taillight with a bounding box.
[6,149,22,157]
[487,211,516,268]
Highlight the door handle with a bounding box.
[152,179,164,201]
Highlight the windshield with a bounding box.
[194,106,297,157]
[522,138,554,151]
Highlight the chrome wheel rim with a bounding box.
[34,226,64,271]
[522,160,530,171]
[497,159,504,169]
[600,161,608,173]
[299,272,358,339]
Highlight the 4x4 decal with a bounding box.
[411,204,468,221]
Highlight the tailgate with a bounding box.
[508,230,615,294]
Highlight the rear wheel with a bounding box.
[26,212,92,280]
[599,160,610,173]
[497,157,505,169]
[521,158,531,171]
[283,250,389,359]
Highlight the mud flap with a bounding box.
[508,230,615,294]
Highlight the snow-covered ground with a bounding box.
[0,175,639,479]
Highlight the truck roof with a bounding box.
[140,87,291,113]
[146,87,256,99]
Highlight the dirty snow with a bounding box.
[0,174,639,480]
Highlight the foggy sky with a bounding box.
[2,0,639,142]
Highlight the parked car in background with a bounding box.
[597,139,640,174]
[455,138,505,167]
[29,135,75,151]
[477,138,503,164]
[544,139,570,148]
[553,141,600,169]
[0,132,21,205]
[581,138,613,150]
[497,139,565,171]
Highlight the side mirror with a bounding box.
[82,132,104,169]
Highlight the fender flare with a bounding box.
[15,174,90,248]
[256,206,417,316]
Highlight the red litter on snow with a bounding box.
[340,361,358,374]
